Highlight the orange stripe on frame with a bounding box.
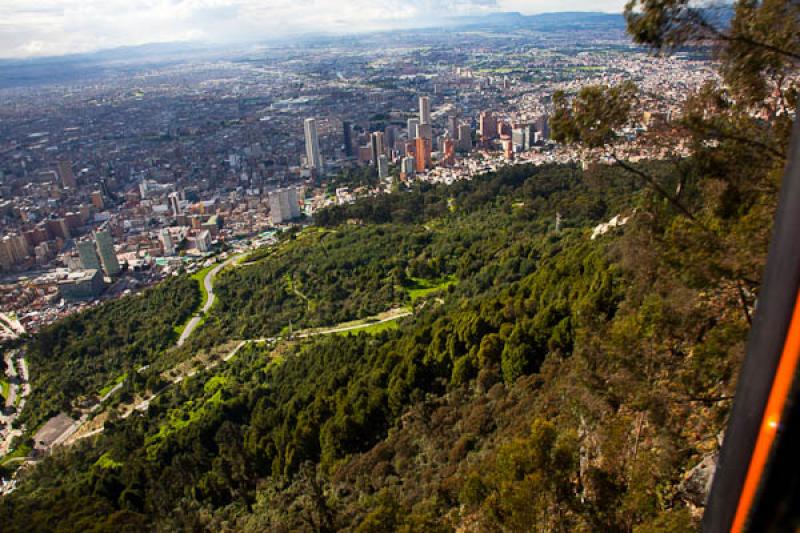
[732,289,800,533]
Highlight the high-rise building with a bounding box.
[400,157,416,180]
[512,126,526,152]
[378,155,390,179]
[279,189,291,220]
[94,229,121,276]
[160,229,175,256]
[169,192,182,216]
[304,118,323,171]
[370,132,385,165]
[442,138,456,166]
[458,124,473,152]
[384,126,397,156]
[417,123,433,141]
[419,96,431,125]
[447,115,459,136]
[503,139,514,160]
[77,239,101,270]
[269,188,302,225]
[407,118,420,139]
[269,190,285,225]
[288,187,302,219]
[479,111,498,140]
[343,121,354,157]
[415,137,432,173]
[56,160,77,188]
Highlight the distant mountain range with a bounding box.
[444,11,627,31]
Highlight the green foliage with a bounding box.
[19,276,198,432]
[551,81,638,147]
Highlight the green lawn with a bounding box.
[406,275,458,302]
[97,373,127,398]
[1,443,31,466]
[338,318,401,336]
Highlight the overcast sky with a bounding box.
[0,0,627,59]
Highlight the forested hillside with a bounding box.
[17,277,199,432]
[0,154,766,530]
[1,1,796,529]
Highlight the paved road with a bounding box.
[178,255,243,346]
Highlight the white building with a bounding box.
[419,96,431,125]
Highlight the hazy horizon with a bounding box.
[0,0,627,60]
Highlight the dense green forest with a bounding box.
[17,277,198,432]
[1,1,796,530]
[0,155,755,531]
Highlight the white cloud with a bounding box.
[0,0,626,59]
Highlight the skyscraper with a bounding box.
[343,121,354,157]
[400,156,416,180]
[417,123,433,142]
[503,139,514,160]
[370,132,385,165]
[447,115,459,136]
[442,138,456,166]
[419,96,431,125]
[384,126,397,156]
[269,188,302,225]
[77,239,101,270]
[479,111,498,140]
[415,137,432,173]
[304,118,323,171]
[407,118,420,140]
[269,190,285,225]
[288,187,302,219]
[458,124,473,152]
[94,229,121,276]
[378,155,389,179]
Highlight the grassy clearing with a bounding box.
[338,318,401,336]
[406,275,458,302]
[98,373,127,398]
[1,443,31,466]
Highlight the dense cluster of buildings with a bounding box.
[0,23,720,332]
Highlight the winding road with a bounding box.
[177,254,243,346]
